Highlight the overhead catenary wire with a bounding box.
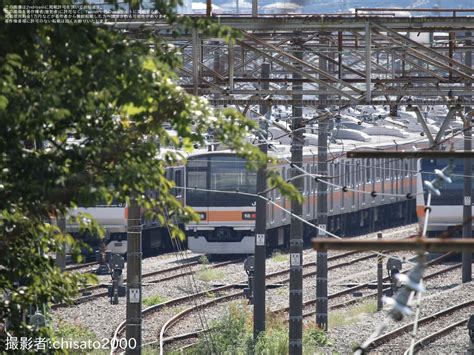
[160,207,217,355]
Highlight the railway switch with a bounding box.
[107,254,126,305]
[243,256,255,305]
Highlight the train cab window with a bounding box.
[187,155,257,207]
[174,170,183,198]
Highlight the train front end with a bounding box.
[417,158,471,237]
[185,152,257,254]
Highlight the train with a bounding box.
[416,138,472,238]
[66,105,467,256]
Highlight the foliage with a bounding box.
[0,0,301,346]
[142,294,167,307]
[271,250,287,262]
[55,321,97,343]
[179,303,332,355]
[198,255,209,265]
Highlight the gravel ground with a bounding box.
[51,223,420,346]
[418,324,472,354]
[314,273,474,354]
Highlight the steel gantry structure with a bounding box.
[113,10,474,355]
[119,12,474,107]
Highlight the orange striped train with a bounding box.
[68,108,468,256]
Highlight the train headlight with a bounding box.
[199,212,206,221]
[242,212,256,220]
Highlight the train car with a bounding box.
[65,166,186,257]
[416,138,470,238]
[184,128,423,254]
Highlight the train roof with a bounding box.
[178,104,464,163]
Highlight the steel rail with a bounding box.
[403,318,468,354]
[368,299,474,351]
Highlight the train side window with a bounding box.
[366,158,371,183]
[329,163,334,211]
[174,170,183,198]
[351,162,355,207]
[356,160,361,186]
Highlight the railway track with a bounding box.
[368,298,473,353]
[109,231,419,352]
[406,318,468,354]
[54,258,240,308]
[157,254,456,351]
[109,249,366,352]
[65,261,99,272]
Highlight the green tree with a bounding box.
[0,0,300,348]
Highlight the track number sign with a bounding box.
[129,288,140,303]
[290,253,300,266]
[256,234,265,246]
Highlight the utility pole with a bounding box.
[289,37,304,355]
[254,62,269,339]
[463,31,472,283]
[126,197,142,354]
[316,41,329,330]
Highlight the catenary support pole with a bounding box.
[316,43,329,330]
[252,0,257,17]
[377,233,383,311]
[126,197,142,354]
[254,62,269,339]
[463,31,472,284]
[289,37,304,355]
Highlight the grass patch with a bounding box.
[143,294,167,307]
[176,302,332,355]
[56,321,98,342]
[195,267,224,282]
[271,250,287,263]
[329,300,377,328]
